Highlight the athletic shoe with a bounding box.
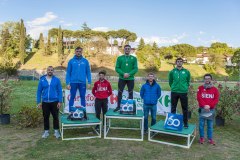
[144,130,148,135]
[208,139,215,145]
[54,130,61,139]
[42,131,49,138]
[199,137,204,144]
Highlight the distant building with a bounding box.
[189,53,210,64]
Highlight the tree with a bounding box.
[0,22,21,57]
[45,33,51,55]
[57,26,64,65]
[107,30,119,54]
[226,49,240,77]
[90,37,108,54]
[113,40,118,45]
[136,44,161,71]
[172,44,197,57]
[63,29,73,50]
[0,52,19,79]
[19,19,26,64]
[82,22,91,31]
[38,33,44,52]
[48,28,58,47]
[138,38,145,51]
[0,28,10,54]
[117,29,137,49]
[152,41,158,52]
[209,42,234,55]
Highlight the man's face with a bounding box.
[75,49,82,57]
[99,73,105,80]
[204,76,212,84]
[176,60,183,67]
[147,74,155,82]
[124,47,131,54]
[47,67,54,76]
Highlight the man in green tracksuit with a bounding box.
[114,44,138,112]
[168,57,191,128]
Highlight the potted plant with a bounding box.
[0,81,13,124]
[215,82,240,126]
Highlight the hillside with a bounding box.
[19,51,228,80]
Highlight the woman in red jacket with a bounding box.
[92,70,112,130]
[197,74,219,145]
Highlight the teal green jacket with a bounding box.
[115,55,138,80]
[168,67,191,93]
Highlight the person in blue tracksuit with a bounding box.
[37,66,63,139]
[66,47,91,116]
[140,73,161,134]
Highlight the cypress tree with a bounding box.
[19,19,26,64]
[57,26,64,64]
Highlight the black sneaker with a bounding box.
[144,130,148,135]
[184,124,189,129]
[114,107,120,112]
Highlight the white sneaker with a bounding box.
[54,130,61,139]
[42,131,49,138]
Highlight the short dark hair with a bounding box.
[47,66,54,70]
[175,57,183,62]
[204,73,212,79]
[148,72,155,76]
[99,70,106,75]
[75,47,82,51]
[124,44,131,48]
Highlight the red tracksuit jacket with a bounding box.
[92,79,113,99]
[197,85,220,109]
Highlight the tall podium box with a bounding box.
[60,90,101,140]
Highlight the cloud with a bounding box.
[199,31,205,35]
[27,12,57,27]
[136,33,187,45]
[92,27,110,32]
[26,12,58,39]
[27,25,53,39]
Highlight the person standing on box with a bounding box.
[92,70,112,130]
[114,44,138,112]
[140,73,161,134]
[197,74,219,145]
[168,57,191,128]
[66,47,91,118]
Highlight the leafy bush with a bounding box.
[0,81,14,114]
[17,106,43,128]
[216,81,240,120]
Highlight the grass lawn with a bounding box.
[0,80,240,160]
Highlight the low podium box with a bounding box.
[104,109,144,141]
[60,114,101,140]
[148,121,196,148]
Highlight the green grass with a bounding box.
[1,81,240,160]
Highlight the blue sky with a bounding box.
[0,0,240,47]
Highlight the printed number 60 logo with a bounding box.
[167,116,180,127]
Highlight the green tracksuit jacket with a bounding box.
[115,55,138,80]
[168,67,191,93]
